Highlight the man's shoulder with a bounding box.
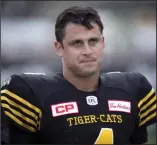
[100,71,144,91]
[2,72,65,97]
[19,72,60,81]
[16,72,64,85]
[18,72,65,91]
[101,71,143,81]
[1,72,67,106]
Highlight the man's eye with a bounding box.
[89,39,98,44]
[73,41,82,46]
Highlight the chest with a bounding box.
[39,88,139,144]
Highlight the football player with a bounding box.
[1,6,156,144]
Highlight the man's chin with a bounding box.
[76,70,98,78]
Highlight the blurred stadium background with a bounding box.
[1,1,156,144]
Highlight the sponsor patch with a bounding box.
[108,100,131,113]
[51,102,79,117]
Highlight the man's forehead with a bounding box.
[64,23,102,41]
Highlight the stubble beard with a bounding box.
[69,62,101,78]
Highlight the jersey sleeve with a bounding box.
[137,73,156,127]
[1,106,9,144]
[1,75,42,144]
[130,73,156,144]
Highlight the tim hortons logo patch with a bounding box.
[108,100,131,113]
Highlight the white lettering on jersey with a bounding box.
[51,102,79,117]
[108,100,131,113]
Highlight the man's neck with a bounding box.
[63,70,100,92]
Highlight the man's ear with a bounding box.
[102,36,105,49]
[54,41,64,57]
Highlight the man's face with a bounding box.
[55,23,105,77]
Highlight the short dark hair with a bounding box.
[55,6,104,43]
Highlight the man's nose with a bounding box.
[82,43,92,55]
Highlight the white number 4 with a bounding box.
[95,128,114,144]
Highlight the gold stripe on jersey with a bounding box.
[1,96,40,125]
[139,112,157,126]
[4,111,37,132]
[138,88,154,108]
[140,104,156,119]
[1,103,37,127]
[1,89,42,118]
[140,95,156,113]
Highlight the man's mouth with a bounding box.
[80,59,96,63]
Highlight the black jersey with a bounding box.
[1,72,156,144]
